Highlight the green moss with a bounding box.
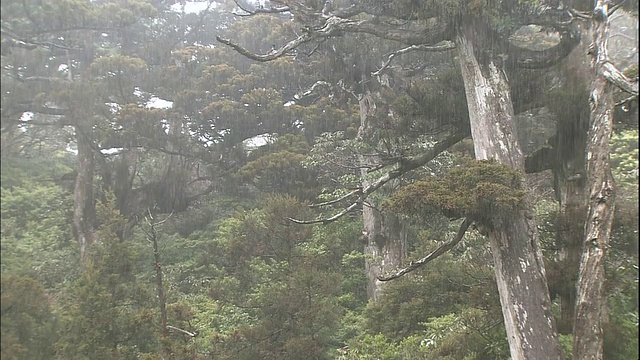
[623,64,638,80]
[387,160,526,225]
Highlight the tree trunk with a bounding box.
[358,92,407,302]
[151,225,168,338]
[456,21,563,359]
[362,204,407,302]
[551,29,591,335]
[573,3,617,358]
[73,131,96,265]
[554,177,586,334]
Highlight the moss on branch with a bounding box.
[386,159,526,225]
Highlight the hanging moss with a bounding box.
[387,160,526,225]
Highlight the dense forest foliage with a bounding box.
[1,0,637,359]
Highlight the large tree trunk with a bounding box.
[573,3,617,358]
[358,92,407,302]
[456,21,563,359]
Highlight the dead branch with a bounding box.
[1,27,84,52]
[166,325,198,337]
[567,8,592,20]
[308,189,361,208]
[378,217,472,281]
[288,200,361,224]
[601,61,639,95]
[145,209,173,227]
[372,41,455,76]
[294,80,332,99]
[607,0,627,16]
[217,15,449,62]
[142,209,173,341]
[615,93,638,107]
[508,26,581,69]
[232,0,290,16]
[216,32,313,62]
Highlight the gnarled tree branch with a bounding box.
[601,61,639,95]
[508,26,582,69]
[288,129,469,224]
[378,217,472,281]
[216,15,450,62]
[232,0,290,16]
[372,41,456,76]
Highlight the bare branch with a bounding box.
[217,15,449,63]
[615,93,638,107]
[216,32,313,62]
[19,76,59,83]
[288,201,361,224]
[9,103,69,117]
[144,208,173,227]
[608,0,627,16]
[601,61,639,95]
[308,189,361,208]
[294,80,332,99]
[607,32,636,41]
[1,27,84,52]
[232,0,290,16]
[567,8,592,20]
[378,217,472,281]
[372,41,455,76]
[508,26,581,69]
[166,325,198,337]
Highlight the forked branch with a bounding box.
[372,41,456,76]
[216,15,449,62]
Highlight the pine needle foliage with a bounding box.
[387,160,526,225]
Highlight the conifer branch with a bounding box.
[288,130,468,225]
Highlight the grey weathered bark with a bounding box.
[357,91,407,301]
[456,19,563,359]
[361,204,407,301]
[555,174,587,334]
[572,2,619,358]
[145,212,169,339]
[552,31,591,335]
[73,131,96,265]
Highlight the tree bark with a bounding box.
[456,20,563,359]
[573,3,617,358]
[362,204,407,302]
[73,131,96,265]
[550,29,591,335]
[150,219,169,339]
[555,177,586,334]
[358,92,407,302]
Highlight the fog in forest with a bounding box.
[1,1,638,359]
